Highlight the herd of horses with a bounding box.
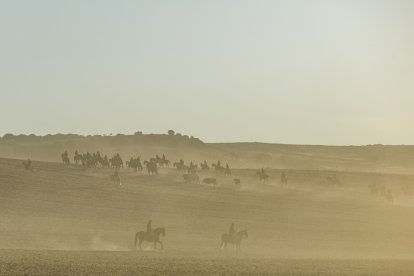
[60,151,274,183]
[20,150,406,253]
[368,183,394,204]
[58,151,287,252]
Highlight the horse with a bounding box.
[174,160,187,172]
[220,230,248,252]
[256,170,269,183]
[144,160,158,175]
[280,172,288,186]
[203,178,217,186]
[200,161,210,170]
[188,162,197,174]
[326,175,340,186]
[212,163,225,174]
[161,159,170,167]
[156,157,170,168]
[74,150,82,165]
[110,171,122,186]
[61,151,70,165]
[109,153,123,170]
[22,160,34,171]
[401,184,413,197]
[134,227,166,251]
[183,173,200,184]
[137,160,143,171]
[386,189,394,204]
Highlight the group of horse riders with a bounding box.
[135,219,248,251]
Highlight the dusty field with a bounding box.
[2,250,414,275]
[2,157,414,274]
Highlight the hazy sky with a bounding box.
[1,1,413,145]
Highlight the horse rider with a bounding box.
[229,222,236,237]
[112,170,119,181]
[147,220,152,234]
[283,172,288,184]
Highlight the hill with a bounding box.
[2,157,414,258]
[1,133,414,173]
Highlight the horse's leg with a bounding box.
[154,240,157,250]
[139,239,143,251]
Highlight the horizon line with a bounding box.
[1,132,413,147]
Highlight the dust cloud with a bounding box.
[2,134,414,275]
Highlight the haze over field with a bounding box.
[1,0,414,275]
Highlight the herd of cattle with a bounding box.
[60,150,271,186]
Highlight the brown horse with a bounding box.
[61,151,70,165]
[257,170,269,183]
[134,227,166,250]
[22,159,34,171]
[220,230,248,252]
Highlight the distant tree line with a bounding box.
[0,131,203,144]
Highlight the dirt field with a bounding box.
[2,250,414,275]
[2,157,414,274]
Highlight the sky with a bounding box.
[1,0,413,145]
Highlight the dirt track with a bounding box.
[2,250,414,275]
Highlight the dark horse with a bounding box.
[22,159,34,171]
[134,227,166,251]
[256,170,269,183]
[220,230,248,252]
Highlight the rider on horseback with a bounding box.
[229,222,236,236]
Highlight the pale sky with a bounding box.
[1,0,413,145]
